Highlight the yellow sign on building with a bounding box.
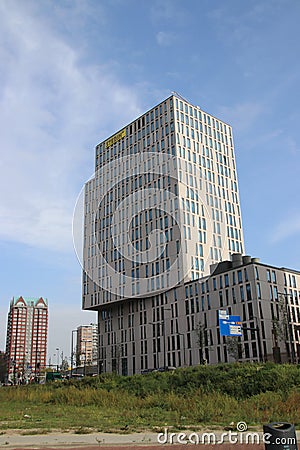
[105,128,126,148]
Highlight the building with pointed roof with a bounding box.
[6,296,48,383]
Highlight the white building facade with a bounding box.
[76,324,98,368]
[80,94,300,375]
[83,94,244,308]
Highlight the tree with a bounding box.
[0,352,7,383]
[272,293,294,363]
[61,358,69,372]
[194,322,208,364]
[225,337,244,362]
[76,349,81,368]
[272,295,288,344]
[111,343,122,374]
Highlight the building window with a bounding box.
[232,288,236,304]
[185,300,189,315]
[248,302,254,320]
[207,294,211,310]
[244,343,250,359]
[240,286,245,302]
[224,274,229,288]
[237,270,242,283]
[246,284,252,301]
[217,346,221,363]
[219,291,223,308]
[257,282,261,299]
[213,278,217,290]
[271,271,277,283]
[219,276,223,289]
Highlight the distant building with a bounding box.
[6,296,48,383]
[76,324,98,368]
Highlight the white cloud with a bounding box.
[286,137,300,155]
[0,1,142,253]
[150,0,187,22]
[156,31,176,47]
[217,101,265,132]
[270,214,300,244]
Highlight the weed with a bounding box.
[74,427,93,434]
[0,363,299,432]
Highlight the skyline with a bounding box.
[0,0,300,361]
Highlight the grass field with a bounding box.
[0,363,299,433]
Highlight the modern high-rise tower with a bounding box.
[82,93,245,374]
[6,296,48,383]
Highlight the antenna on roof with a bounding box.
[171,91,190,103]
[171,91,201,109]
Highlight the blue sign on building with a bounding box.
[219,310,242,337]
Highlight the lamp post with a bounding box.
[24,351,29,384]
[35,308,40,381]
[90,322,99,375]
[37,351,41,383]
[82,340,92,376]
[70,329,78,378]
[254,316,263,363]
[13,307,21,385]
[56,348,60,371]
[242,320,263,363]
[162,306,172,369]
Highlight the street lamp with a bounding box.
[254,316,263,363]
[162,306,172,369]
[70,329,78,377]
[242,319,263,363]
[82,340,92,376]
[56,348,60,371]
[36,351,41,383]
[35,308,41,381]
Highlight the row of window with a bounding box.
[175,97,232,136]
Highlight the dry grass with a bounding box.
[0,363,299,432]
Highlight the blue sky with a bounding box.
[0,0,300,361]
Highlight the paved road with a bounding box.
[7,446,265,450]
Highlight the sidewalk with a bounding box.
[0,429,298,449]
[1,431,157,448]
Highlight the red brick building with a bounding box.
[6,296,48,383]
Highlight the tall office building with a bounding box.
[6,296,48,383]
[82,93,245,374]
